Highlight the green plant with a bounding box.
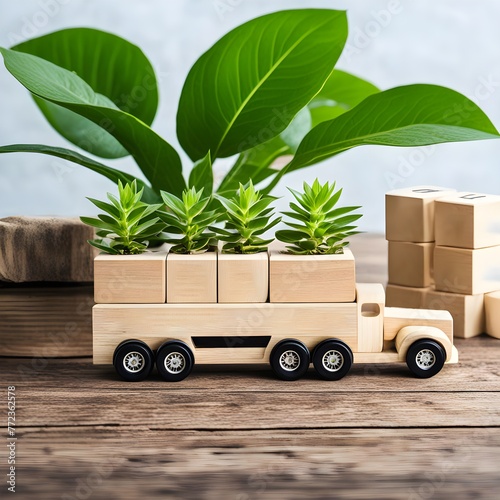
[276,179,361,255]
[159,187,219,254]
[80,180,165,254]
[1,10,499,201]
[211,181,281,254]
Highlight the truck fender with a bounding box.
[395,326,453,362]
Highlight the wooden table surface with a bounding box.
[3,234,500,499]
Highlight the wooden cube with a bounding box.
[218,252,269,303]
[94,251,167,304]
[269,248,355,303]
[386,186,456,242]
[388,241,434,287]
[167,251,217,303]
[434,245,500,295]
[435,192,500,249]
[385,284,429,309]
[424,288,485,339]
[485,291,500,339]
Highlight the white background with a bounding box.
[1,0,499,231]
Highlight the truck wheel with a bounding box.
[113,340,154,382]
[406,339,445,378]
[156,341,194,382]
[270,339,310,381]
[312,340,353,380]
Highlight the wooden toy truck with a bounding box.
[92,249,458,382]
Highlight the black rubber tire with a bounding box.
[270,339,310,381]
[312,339,353,381]
[156,341,194,382]
[406,339,446,379]
[113,340,154,382]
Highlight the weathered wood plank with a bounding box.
[13,390,500,428]
[14,427,500,500]
[5,337,499,393]
[0,285,93,356]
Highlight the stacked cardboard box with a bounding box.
[384,186,500,339]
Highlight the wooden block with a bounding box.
[485,291,500,339]
[385,186,456,242]
[218,252,268,303]
[167,251,217,303]
[269,248,355,303]
[385,284,429,309]
[93,302,358,364]
[0,285,93,357]
[434,245,500,295]
[424,288,484,339]
[356,283,385,352]
[383,307,453,343]
[435,192,500,249]
[94,251,167,304]
[388,241,434,287]
[0,216,96,282]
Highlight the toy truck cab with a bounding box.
[92,249,457,382]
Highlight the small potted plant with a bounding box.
[158,187,220,303]
[80,180,168,304]
[211,181,281,303]
[273,179,362,303]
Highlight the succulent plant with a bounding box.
[81,180,165,254]
[275,179,362,255]
[159,187,219,254]
[211,181,281,253]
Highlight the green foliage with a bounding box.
[177,9,347,160]
[276,179,362,255]
[80,180,165,255]
[159,187,220,254]
[1,11,499,201]
[0,47,185,195]
[13,28,158,159]
[211,182,281,254]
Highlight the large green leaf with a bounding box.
[13,28,159,159]
[189,151,213,194]
[0,48,185,196]
[218,70,378,193]
[177,9,348,161]
[261,84,500,193]
[308,70,380,126]
[217,108,310,193]
[0,144,160,203]
[31,98,128,159]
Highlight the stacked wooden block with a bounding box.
[386,186,500,339]
[94,247,356,305]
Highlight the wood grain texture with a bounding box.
[4,235,500,499]
[355,283,384,352]
[92,302,359,364]
[94,250,167,304]
[435,192,500,249]
[0,285,93,356]
[167,251,217,303]
[426,287,485,339]
[386,283,429,309]
[434,245,500,295]
[485,291,500,339]
[383,307,453,342]
[218,251,269,303]
[388,240,434,287]
[14,427,500,500]
[269,248,356,303]
[385,186,456,242]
